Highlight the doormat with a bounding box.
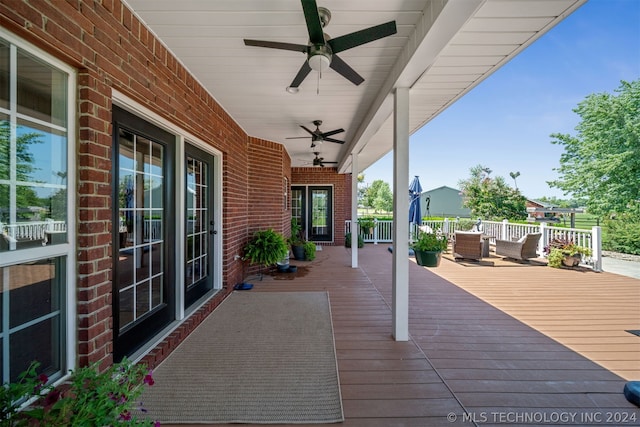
[141,291,343,424]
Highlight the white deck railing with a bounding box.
[0,219,68,250]
[346,218,602,271]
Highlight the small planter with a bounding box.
[414,250,442,267]
[562,255,581,267]
[291,244,305,260]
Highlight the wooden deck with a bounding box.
[162,244,640,427]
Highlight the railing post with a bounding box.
[373,218,378,245]
[501,219,508,240]
[592,226,603,272]
[538,222,547,255]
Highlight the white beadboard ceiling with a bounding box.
[123,0,586,172]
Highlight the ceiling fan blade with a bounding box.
[321,128,345,138]
[299,125,315,135]
[323,137,345,144]
[301,0,325,45]
[329,54,364,86]
[285,136,311,139]
[289,61,312,88]
[243,39,308,53]
[328,21,397,54]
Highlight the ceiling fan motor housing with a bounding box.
[308,44,332,71]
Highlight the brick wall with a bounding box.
[291,167,352,246]
[0,1,291,368]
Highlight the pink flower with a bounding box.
[119,411,132,421]
[144,371,155,386]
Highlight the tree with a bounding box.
[356,173,367,207]
[458,164,527,220]
[509,171,520,189]
[0,121,44,222]
[364,179,393,213]
[548,79,640,217]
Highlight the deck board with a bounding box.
[159,244,640,426]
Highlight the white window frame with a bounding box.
[0,27,77,378]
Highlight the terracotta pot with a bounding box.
[562,255,581,267]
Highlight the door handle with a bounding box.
[210,230,217,235]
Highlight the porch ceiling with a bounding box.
[123,0,586,173]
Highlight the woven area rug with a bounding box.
[141,291,344,424]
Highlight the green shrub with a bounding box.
[0,359,156,426]
[303,241,316,261]
[604,218,640,255]
[243,229,289,267]
[345,232,364,248]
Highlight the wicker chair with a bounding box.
[495,233,541,261]
[453,231,483,261]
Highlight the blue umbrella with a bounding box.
[408,175,422,226]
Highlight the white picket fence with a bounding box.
[346,218,602,271]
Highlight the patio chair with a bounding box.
[453,231,483,261]
[495,232,541,261]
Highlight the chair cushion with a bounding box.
[624,381,640,407]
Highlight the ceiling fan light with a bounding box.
[308,53,331,72]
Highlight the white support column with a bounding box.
[592,225,602,272]
[392,87,410,341]
[351,153,359,268]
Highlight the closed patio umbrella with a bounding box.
[408,175,422,227]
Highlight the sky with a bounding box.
[362,0,640,200]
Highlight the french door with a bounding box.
[184,144,216,308]
[291,186,333,242]
[112,107,175,360]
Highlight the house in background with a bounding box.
[421,186,470,219]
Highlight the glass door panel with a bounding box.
[309,187,332,241]
[184,144,215,308]
[113,107,174,360]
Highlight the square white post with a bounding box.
[392,87,410,341]
[351,153,359,268]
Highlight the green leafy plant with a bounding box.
[411,231,448,252]
[243,229,289,268]
[289,218,305,246]
[0,358,157,426]
[544,237,591,268]
[303,241,316,261]
[603,201,640,255]
[344,232,364,248]
[357,217,376,233]
[547,248,566,268]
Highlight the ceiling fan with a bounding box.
[244,0,397,91]
[312,152,338,167]
[286,120,345,148]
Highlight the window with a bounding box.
[0,31,75,383]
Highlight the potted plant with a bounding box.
[345,232,364,248]
[544,237,592,268]
[289,218,307,260]
[411,231,448,267]
[303,241,316,261]
[243,229,289,274]
[357,217,376,235]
